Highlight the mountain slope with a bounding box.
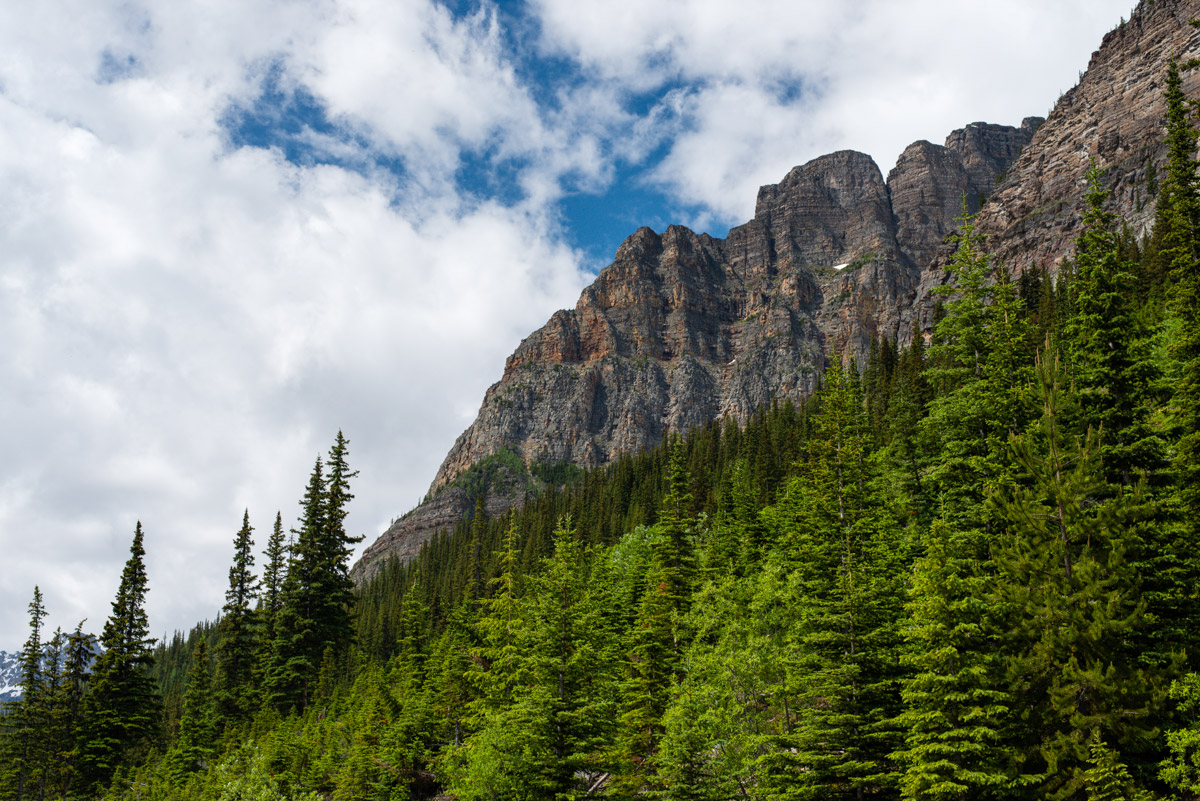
[354,0,1200,582]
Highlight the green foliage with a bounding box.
[76,522,161,796]
[990,352,1154,799]
[215,510,260,721]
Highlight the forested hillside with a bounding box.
[8,23,1200,801]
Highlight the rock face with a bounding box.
[927,0,1200,284]
[353,0,1200,581]
[425,128,1041,498]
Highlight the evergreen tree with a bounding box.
[1065,162,1163,487]
[990,352,1154,800]
[895,517,1012,801]
[320,430,363,651]
[1161,57,1200,586]
[758,356,907,800]
[167,639,218,777]
[215,509,259,721]
[266,434,359,712]
[258,511,286,675]
[923,209,1034,532]
[265,457,325,712]
[2,586,47,801]
[451,517,618,800]
[617,441,698,792]
[76,522,161,795]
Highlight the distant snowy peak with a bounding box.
[0,650,22,704]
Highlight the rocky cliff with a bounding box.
[924,0,1200,285]
[353,0,1200,582]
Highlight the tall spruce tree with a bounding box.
[895,516,1012,801]
[167,639,217,778]
[215,509,259,721]
[618,440,697,792]
[258,511,286,676]
[320,430,362,651]
[265,457,325,712]
[2,586,47,801]
[756,356,906,801]
[76,522,160,795]
[923,208,1033,532]
[1065,162,1163,487]
[1161,56,1200,570]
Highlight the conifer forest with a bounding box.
[11,30,1200,801]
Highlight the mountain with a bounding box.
[353,0,1200,582]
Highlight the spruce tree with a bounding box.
[215,509,259,721]
[895,517,1012,801]
[258,511,286,676]
[76,522,160,795]
[758,356,906,801]
[1065,162,1163,487]
[320,429,363,650]
[1161,56,1200,589]
[264,457,325,712]
[2,586,47,801]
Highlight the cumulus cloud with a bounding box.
[532,0,1135,226]
[0,0,590,646]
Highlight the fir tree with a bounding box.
[1065,161,1163,487]
[76,522,161,795]
[895,517,1012,801]
[215,509,259,721]
[758,356,907,801]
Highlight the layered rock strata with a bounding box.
[354,0,1200,582]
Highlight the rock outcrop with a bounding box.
[353,0,1200,582]
[925,0,1200,286]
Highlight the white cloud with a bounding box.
[533,0,1136,226]
[0,0,591,647]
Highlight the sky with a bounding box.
[0,0,1137,649]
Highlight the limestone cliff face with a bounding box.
[424,132,1040,498]
[925,0,1200,286]
[353,0,1198,581]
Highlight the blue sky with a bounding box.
[0,0,1138,647]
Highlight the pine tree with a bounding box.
[215,509,260,721]
[76,522,161,795]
